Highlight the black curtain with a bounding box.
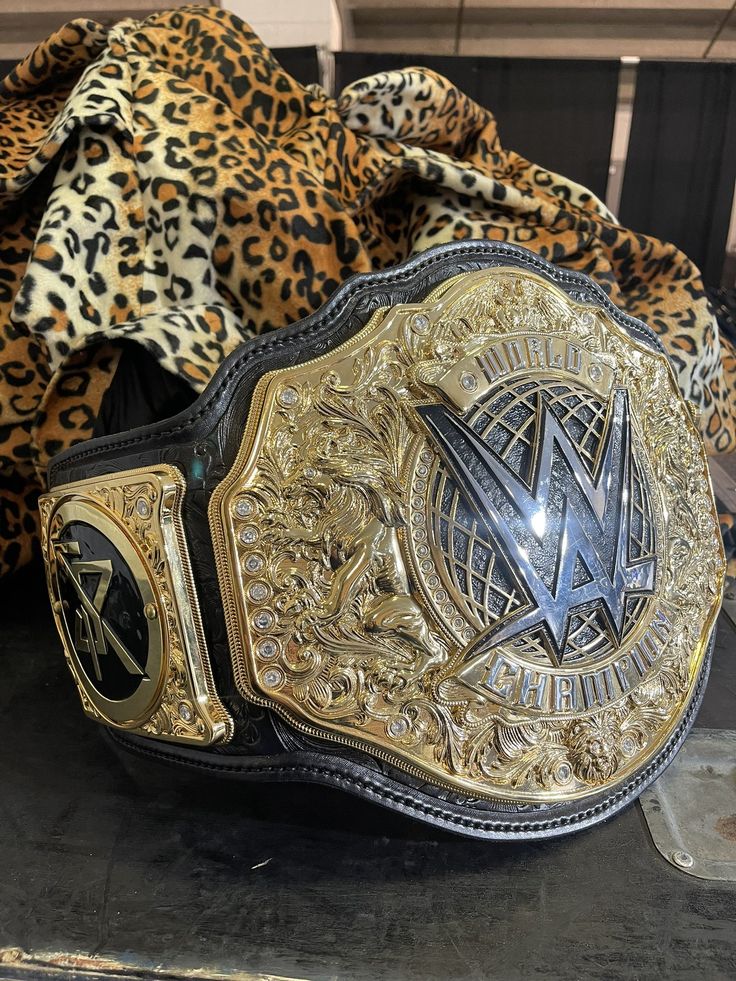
[335,52,619,202]
[273,46,321,87]
[620,61,736,285]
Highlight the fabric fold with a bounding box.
[0,3,733,578]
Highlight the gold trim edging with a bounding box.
[41,465,232,745]
[209,266,725,804]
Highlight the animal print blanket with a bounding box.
[1,4,734,577]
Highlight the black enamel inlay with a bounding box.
[57,521,149,701]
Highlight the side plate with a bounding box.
[40,466,231,745]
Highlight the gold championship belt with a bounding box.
[40,243,724,839]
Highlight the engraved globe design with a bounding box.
[422,376,657,666]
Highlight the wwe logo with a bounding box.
[417,387,656,666]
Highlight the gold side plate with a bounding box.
[211,267,724,802]
[41,465,232,745]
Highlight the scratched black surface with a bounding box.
[1,563,735,981]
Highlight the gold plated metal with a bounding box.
[41,466,231,745]
[210,266,724,802]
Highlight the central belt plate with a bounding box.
[210,267,723,802]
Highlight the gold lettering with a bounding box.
[54,543,145,682]
[478,346,505,384]
[546,337,563,369]
[504,339,526,372]
[581,667,615,709]
[565,343,582,374]
[613,655,639,694]
[650,608,672,644]
[553,675,578,712]
[518,668,549,709]
[483,656,519,700]
[526,336,545,369]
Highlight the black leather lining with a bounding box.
[93,342,197,438]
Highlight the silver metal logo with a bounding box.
[418,386,657,667]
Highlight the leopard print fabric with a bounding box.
[1,4,734,577]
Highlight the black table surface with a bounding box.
[1,564,735,981]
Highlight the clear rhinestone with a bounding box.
[414,479,426,493]
[420,560,433,572]
[262,667,283,689]
[257,638,279,660]
[580,311,595,328]
[304,466,316,479]
[621,736,636,756]
[253,609,274,631]
[239,525,258,545]
[416,545,429,558]
[453,617,465,630]
[420,450,433,464]
[443,604,455,618]
[245,554,264,574]
[178,702,193,723]
[555,763,572,783]
[427,575,440,588]
[413,528,426,541]
[234,498,254,518]
[463,628,475,642]
[412,496,423,509]
[588,363,603,382]
[388,718,409,738]
[460,371,478,392]
[136,497,151,518]
[410,313,430,334]
[278,386,299,408]
[249,581,270,602]
[416,464,428,477]
[412,512,424,525]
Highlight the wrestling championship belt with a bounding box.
[40,242,725,839]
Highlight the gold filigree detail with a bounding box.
[211,268,724,802]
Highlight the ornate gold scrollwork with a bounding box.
[209,268,723,802]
